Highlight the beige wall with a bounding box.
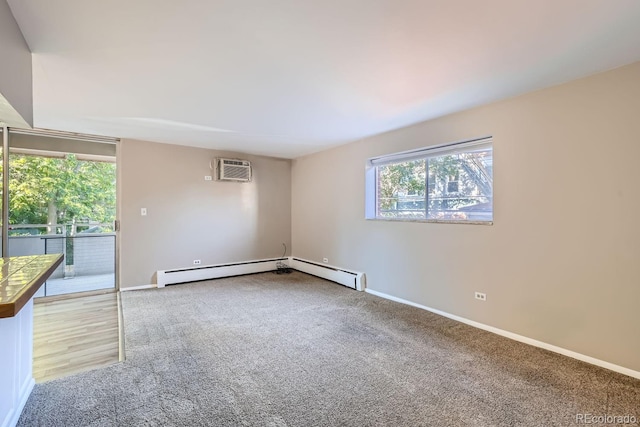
[118,139,291,288]
[291,62,640,372]
[0,1,32,127]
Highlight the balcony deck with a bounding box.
[42,274,115,297]
[5,231,116,297]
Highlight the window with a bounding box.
[366,137,493,223]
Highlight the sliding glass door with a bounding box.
[1,129,118,297]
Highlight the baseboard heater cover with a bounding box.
[288,257,365,291]
[157,258,286,287]
[156,257,365,291]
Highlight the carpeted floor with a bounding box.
[18,272,640,426]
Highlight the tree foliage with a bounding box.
[1,154,116,226]
[378,159,426,211]
[377,151,493,218]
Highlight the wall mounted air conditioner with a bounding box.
[216,158,252,182]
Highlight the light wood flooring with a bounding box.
[33,292,121,383]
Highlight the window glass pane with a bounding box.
[427,148,492,221]
[376,159,426,219]
[368,139,493,223]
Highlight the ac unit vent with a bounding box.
[216,158,252,182]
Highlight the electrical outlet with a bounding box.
[204,176,212,181]
[140,208,147,216]
[193,260,201,265]
[475,292,487,301]
[322,258,328,263]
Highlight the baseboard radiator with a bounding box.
[156,257,365,291]
[288,257,365,291]
[157,258,286,288]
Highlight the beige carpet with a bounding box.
[19,271,640,426]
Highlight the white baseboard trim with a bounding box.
[365,288,640,380]
[119,284,155,292]
[6,377,34,427]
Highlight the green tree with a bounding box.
[1,154,116,231]
[378,159,426,213]
[377,151,493,218]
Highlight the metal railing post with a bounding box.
[2,126,9,257]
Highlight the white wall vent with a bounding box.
[216,158,252,182]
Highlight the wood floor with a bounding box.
[33,292,121,383]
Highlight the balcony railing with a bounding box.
[2,223,115,297]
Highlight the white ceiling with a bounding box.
[7,0,640,158]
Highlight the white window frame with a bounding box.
[365,137,493,225]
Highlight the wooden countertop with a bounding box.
[0,254,64,318]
